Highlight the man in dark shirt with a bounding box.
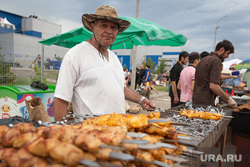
[137,65,146,88]
[193,40,237,107]
[169,51,189,107]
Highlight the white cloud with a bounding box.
[55,19,82,33]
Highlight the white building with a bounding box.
[0,9,184,70]
[0,10,69,67]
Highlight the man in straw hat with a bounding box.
[54,5,155,121]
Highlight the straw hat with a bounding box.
[82,5,130,33]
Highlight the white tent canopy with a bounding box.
[222,58,242,69]
[0,17,16,30]
[222,58,246,74]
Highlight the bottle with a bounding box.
[230,89,234,96]
[225,89,229,94]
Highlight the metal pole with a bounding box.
[41,45,45,83]
[130,0,140,90]
[213,15,227,50]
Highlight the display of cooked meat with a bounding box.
[179,109,224,120]
[232,86,245,90]
[0,112,190,167]
[233,102,250,112]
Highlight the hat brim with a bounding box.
[82,14,130,33]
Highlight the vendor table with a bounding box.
[162,105,232,167]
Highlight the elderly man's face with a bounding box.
[92,20,119,47]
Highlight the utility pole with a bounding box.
[131,0,140,90]
[214,15,227,50]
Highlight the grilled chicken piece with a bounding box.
[80,125,128,146]
[13,122,36,133]
[13,132,40,148]
[0,148,47,167]
[158,157,174,167]
[42,125,64,139]
[0,125,9,138]
[142,123,171,136]
[27,137,60,157]
[147,112,161,119]
[142,135,164,144]
[1,127,21,147]
[49,142,87,166]
[83,113,149,129]
[95,148,112,160]
[132,150,155,162]
[147,148,165,158]
[74,130,103,153]
[179,109,224,120]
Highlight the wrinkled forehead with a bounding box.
[95,19,119,27]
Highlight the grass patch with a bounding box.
[154,85,169,92]
[45,70,59,80]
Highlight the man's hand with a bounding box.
[141,98,155,110]
[228,97,237,108]
[174,96,179,104]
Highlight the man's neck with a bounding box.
[177,60,183,67]
[88,38,109,60]
[189,63,196,67]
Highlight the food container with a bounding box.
[231,95,250,105]
[230,111,250,136]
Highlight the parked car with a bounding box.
[4,60,21,67]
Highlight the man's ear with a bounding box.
[218,47,225,55]
[90,22,95,31]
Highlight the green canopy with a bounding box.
[234,59,250,70]
[39,16,187,49]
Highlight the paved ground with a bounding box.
[127,91,237,167]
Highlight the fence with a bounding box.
[0,36,67,86]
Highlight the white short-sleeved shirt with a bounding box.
[54,41,125,115]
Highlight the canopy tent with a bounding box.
[222,58,242,69]
[39,16,187,49]
[39,16,187,89]
[222,58,246,74]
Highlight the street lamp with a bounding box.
[213,15,227,50]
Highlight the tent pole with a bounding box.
[131,46,137,90]
[41,45,45,83]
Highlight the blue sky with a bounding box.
[1,0,250,60]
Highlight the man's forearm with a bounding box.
[171,81,178,97]
[54,97,68,122]
[124,87,142,103]
[209,83,230,101]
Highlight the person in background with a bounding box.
[177,52,200,104]
[137,64,146,88]
[200,51,209,59]
[193,40,237,107]
[138,79,158,99]
[36,54,41,68]
[148,79,159,99]
[144,64,151,83]
[53,5,155,121]
[31,61,35,72]
[138,80,150,98]
[135,67,140,89]
[169,51,189,107]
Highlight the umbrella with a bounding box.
[39,16,187,49]
[234,59,250,70]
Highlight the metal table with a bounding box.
[162,106,232,167]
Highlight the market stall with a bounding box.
[0,101,235,167]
